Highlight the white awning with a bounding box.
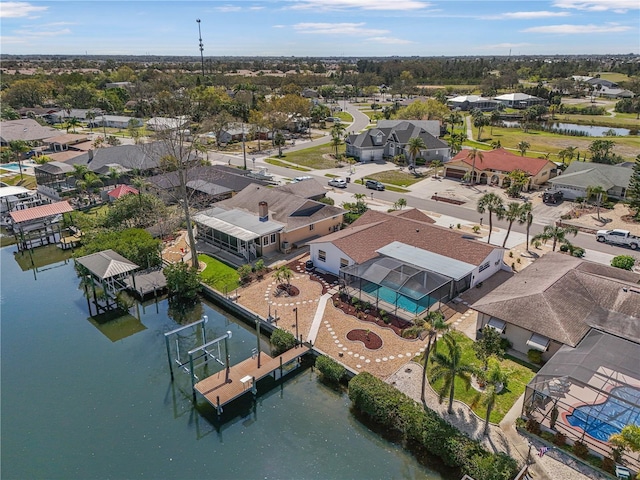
[527,333,550,352]
[487,318,506,333]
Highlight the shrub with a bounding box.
[254,259,266,274]
[540,431,555,443]
[315,355,346,384]
[527,349,542,364]
[570,246,585,258]
[611,255,636,271]
[526,418,541,435]
[237,264,252,283]
[553,432,566,446]
[572,441,589,459]
[348,373,518,479]
[472,225,481,233]
[559,244,569,252]
[499,337,512,355]
[270,328,296,356]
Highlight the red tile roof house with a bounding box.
[443,148,558,190]
[308,209,505,318]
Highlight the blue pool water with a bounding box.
[0,162,23,172]
[566,386,640,442]
[362,283,435,314]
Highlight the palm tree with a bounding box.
[9,140,30,180]
[466,148,484,186]
[430,333,477,414]
[446,112,462,135]
[274,132,286,158]
[531,224,578,252]
[420,311,449,403]
[517,141,530,156]
[489,109,501,135]
[66,116,81,133]
[586,185,608,221]
[477,193,505,244]
[430,159,443,178]
[406,137,426,168]
[480,360,509,436]
[276,265,293,288]
[330,122,345,158]
[523,203,534,252]
[502,202,528,248]
[394,198,407,210]
[565,146,577,163]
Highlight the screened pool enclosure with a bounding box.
[523,330,640,471]
[339,256,467,319]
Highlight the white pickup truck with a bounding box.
[596,229,639,250]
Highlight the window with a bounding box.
[270,233,276,244]
[340,258,349,268]
[309,224,314,231]
[318,250,326,262]
[478,261,490,272]
[262,236,269,246]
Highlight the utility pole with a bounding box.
[196,19,205,78]
[242,122,247,170]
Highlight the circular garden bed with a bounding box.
[346,329,383,350]
[276,284,300,297]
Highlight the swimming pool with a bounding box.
[566,386,640,442]
[361,283,436,314]
[0,162,24,172]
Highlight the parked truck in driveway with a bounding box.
[596,229,639,250]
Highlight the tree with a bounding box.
[473,114,489,141]
[466,148,484,186]
[420,310,448,403]
[480,360,509,436]
[446,112,462,135]
[531,224,578,252]
[627,158,640,219]
[164,262,202,303]
[523,203,534,252]
[609,424,640,455]
[430,159,444,178]
[473,326,506,370]
[589,139,616,164]
[502,202,527,248]
[394,198,407,210]
[394,99,449,121]
[505,169,529,197]
[489,109,501,135]
[102,192,168,230]
[9,140,31,181]
[516,141,530,157]
[406,137,426,167]
[477,193,504,244]
[430,333,477,414]
[586,185,608,221]
[611,255,635,271]
[274,132,286,158]
[330,122,345,158]
[448,132,467,155]
[275,265,293,288]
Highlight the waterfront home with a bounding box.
[472,253,640,362]
[308,209,504,318]
[193,183,344,262]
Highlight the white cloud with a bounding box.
[523,23,632,33]
[215,5,242,12]
[249,6,265,10]
[0,2,48,18]
[272,24,285,28]
[496,10,570,20]
[30,28,72,37]
[366,36,413,44]
[293,22,388,36]
[0,35,26,44]
[553,0,639,11]
[290,0,431,11]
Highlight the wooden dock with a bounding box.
[194,345,310,411]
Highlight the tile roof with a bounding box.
[309,209,496,265]
[108,185,139,199]
[448,148,553,176]
[9,200,73,223]
[472,253,640,346]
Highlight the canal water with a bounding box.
[0,246,450,480]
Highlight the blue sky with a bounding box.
[1,1,639,56]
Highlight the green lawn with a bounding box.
[264,158,312,171]
[198,254,240,293]
[592,72,631,83]
[0,173,37,189]
[336,111,354,123]
[367,170,425,187]
[385,185,410,193]
[425,331,537,424]
[274,143,340,169]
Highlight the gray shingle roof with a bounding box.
[472,253,640,346]
[146,165,269,192]
[549,162,632,190]
[76,249,139,279]
[0,119,59,143]
[210,183,344,232]
[276,178,327,199]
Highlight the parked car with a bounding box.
[596,229,639,250]
[293,176,312,183]
[328,178,347,188]
[542,191,563,204]
[365,180,385,191]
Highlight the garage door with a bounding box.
[446,168,466,179]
